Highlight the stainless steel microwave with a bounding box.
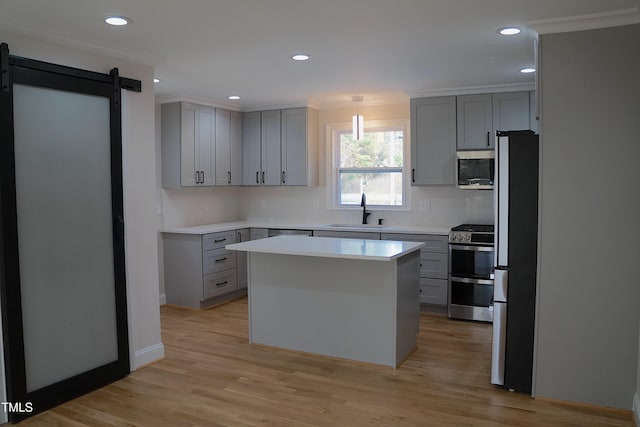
[456,150,495,189]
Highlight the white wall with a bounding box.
[0,30,164,373]
[242,102,493,226]
[534,24,640,410]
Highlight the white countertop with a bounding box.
[161,220,451,236]
[226,235,425,261]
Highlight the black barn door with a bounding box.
[0,43,140,422]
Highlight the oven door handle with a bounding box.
[450,244,495,252]
[450,276,495,286]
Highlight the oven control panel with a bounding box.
[449,231,472,244]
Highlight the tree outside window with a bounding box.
[338,129,403,206]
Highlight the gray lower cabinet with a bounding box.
[249,228,269,240]
[313,230,381,239]
[382,233,449,306]
[163,230,245,309]
[236,229,249,289]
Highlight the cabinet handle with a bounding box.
[262,171,265,184]
[228,171,231,184]
[281,171,286,184]
[215,281,228,287]
[215,257,228,262]
[214,238,226,243]
[412,168,416,183]
[195,171,199,184]
[237,231,242,242]
[487,131,490,147]
[256,171,259,184]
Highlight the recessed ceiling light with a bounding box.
[153,78,160,83]
[105,16,130,26]
[292,54,311,61]
[498,27,521,36]
[227,95,241,100]
[520,67,536,74]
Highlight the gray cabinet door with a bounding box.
[419,278,448,306]
[197,106,216,186]
[250,228,269,240]
[410,96,457,185]
[457,94,493,150]
[281,108,307,186]
[180,102,199,187]
[261,109,281,186]
[229,110,243,185]
[161,102,215,188]
[242,111,261,185]
[215,108,231,185]
[492,91,530,134]
[236,229,249,289]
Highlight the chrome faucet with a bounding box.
[360,193,371,224]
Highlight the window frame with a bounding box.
[327,118,410,211]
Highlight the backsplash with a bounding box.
[241,185,493,227]
[160,184,493,229]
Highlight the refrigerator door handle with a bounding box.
[491,302,507,386]
[494,268,508,302]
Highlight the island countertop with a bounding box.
[226,235,424,261]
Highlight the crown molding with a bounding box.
[408,82,535,99]
[528,7,640,35]
[156,95,243,111]
[0,20,156,66]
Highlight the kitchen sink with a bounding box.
[327,223,387,229]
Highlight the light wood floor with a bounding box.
[22,298,633,426]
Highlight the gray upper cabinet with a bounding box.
[161,102,216,189]
[492,91,530,135]
[242,111,261,185]
[456,91,530,150]
[242,110,281,186]
[261,110,282,186]
[242,107,318,187]
[281,107,318,186]
[456,94,493,150]
[215,109,242,185]
[410,96,457,186]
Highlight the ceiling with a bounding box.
[0,0,638,110]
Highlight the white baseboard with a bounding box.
[159,293,166,305]
[132,342,165,370]
[633,393,639,427]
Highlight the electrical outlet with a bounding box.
[260,199,267,209]
[418,199,431,213]
[312,199,320,210]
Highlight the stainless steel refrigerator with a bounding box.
[491,130,539,393]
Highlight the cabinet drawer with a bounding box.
[420,251,448,279]
[203,270,237,300]
[202,231,236,251]
[419,278,448,306]
[203,248,236,275]
[420,235,448,253]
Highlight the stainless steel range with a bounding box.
[448,224,495,322]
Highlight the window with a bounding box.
[337,126,404,207]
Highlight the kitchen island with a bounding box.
[226,235,424,367]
